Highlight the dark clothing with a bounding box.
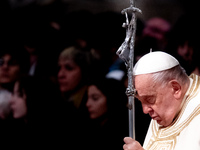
[80,111,129,150]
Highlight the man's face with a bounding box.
[0,54,21,84]
[135,74,178,127]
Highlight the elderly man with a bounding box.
[123,51,200,150]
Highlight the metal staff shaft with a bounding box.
[116,0,141,139]
[128,11,136,139]
[127,11,136,139]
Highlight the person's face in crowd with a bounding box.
[134,74,179,127]
[0,54,20,84]
[177,41,193,62]
[86,85,108,119]
[57,58,82,92]
[10,81,27,119]
[142,17,170,41]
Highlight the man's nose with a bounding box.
[142,103,152,114]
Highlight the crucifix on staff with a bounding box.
[116,0,142,139]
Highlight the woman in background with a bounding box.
[82,77,129,150]
[9,76,65,149]
[56,45,93,149]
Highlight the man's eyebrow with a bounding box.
[134,90,154,99]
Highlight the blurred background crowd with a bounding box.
[0,0,200,149]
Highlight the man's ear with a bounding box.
[169,80,181,99]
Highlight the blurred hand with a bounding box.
[123,137,144,150]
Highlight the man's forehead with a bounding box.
[134,74,156,93]
[135,74,152,85]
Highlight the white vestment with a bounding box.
[143,74,200,150]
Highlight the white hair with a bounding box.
[150,65,189,88]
